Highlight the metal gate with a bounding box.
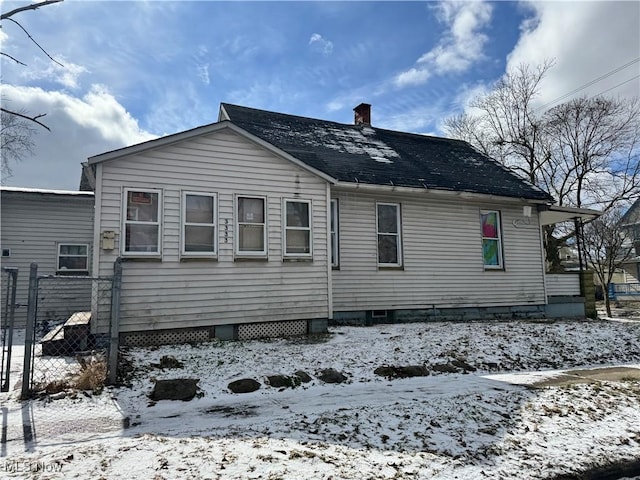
[1,267,18,392]
[21,260,122,399]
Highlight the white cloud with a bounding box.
[309,33,334,56]
[377,101,450,133]
[21,57,88,89]
[326,100,344,112]
[507,1,640,108]
[1,84,155,190]
[395,67,432,87]
[194,45,210,85]
[196,63,210,85]
[395,1,493,88]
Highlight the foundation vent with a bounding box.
[238,320,306,340]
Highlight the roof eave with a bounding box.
[0,186,94,197]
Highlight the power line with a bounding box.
[535,56,640,112]
[593,74,640,97]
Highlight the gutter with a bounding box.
[333,181,551,205]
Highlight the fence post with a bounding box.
[107,258,122,385]
[20,263,38,400]
[1,267,18,392]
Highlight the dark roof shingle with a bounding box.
[222,103,552,201]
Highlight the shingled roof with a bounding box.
[221,103,553,202]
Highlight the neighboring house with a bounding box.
[620,198,640,283]
[85,103,598,345]
[0,187,95,326]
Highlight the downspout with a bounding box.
[326,183,333,320]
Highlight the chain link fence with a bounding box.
[21,261,122,398]
[2,267,18,392]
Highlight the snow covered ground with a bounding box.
[1,318,639,479]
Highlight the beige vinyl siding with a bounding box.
[95,129,329,333]
[0,192,94,326]
[332,189,546,311]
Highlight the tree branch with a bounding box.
[0,107,50,131]
[4,17,64,67]
[1,51,27,66]
[1,0,63,21]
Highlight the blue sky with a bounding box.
[1,0,639,190]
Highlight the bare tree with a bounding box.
[1,109,36,181]
[444,62,640,271]
[542,96,640,210]
[1,0,63,178]
[443,61,554,185]
[581,208,635,316]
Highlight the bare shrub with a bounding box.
[73,355,107,391]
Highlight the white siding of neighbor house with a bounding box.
[0,191,95,326]
[94,129,329,333]
[331,189,546,311]
[546,273,581,296]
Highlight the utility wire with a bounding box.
[535,57,640,112]
[593,74,640,98]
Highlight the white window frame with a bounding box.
[181,191,217,257]
[283,198,313,258]
[480,209,504,270]
[235,195,267,257]
[376,202,402,267]
[122,188,162,256]
[331,199,339,267]
[57,243,89,273]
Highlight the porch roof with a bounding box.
[539,205,601,226]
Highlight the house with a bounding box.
[0,187,95,326]
[85,103,599,345]
[620,198,640,283]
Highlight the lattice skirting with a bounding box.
[121,328,210,347]
[120,319,311,346]
[238,320,307,340]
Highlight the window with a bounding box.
[182,192,217,256]
[57,244,89,273]
[284,199,312,257]
[330,199,339,267]
[377,202,402,266]
[236,196,266,256]
[123,188,161,255]
[481,210,503,269]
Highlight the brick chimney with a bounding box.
[354,103,371,126]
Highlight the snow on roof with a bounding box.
[0,186,94,196]
[221,103,554,202]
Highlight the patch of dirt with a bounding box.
[599,300,640,319]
